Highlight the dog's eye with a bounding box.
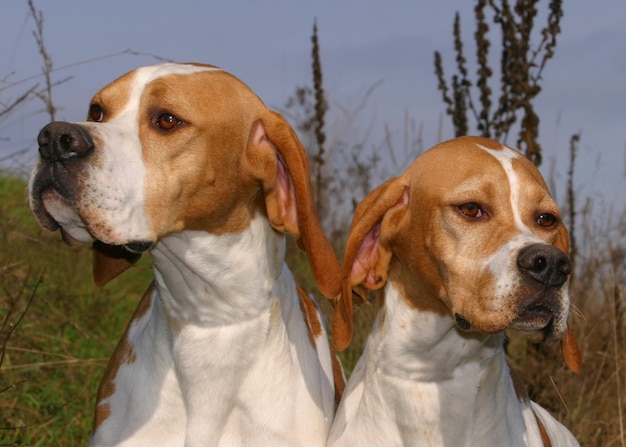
[88,104,105,122]
[536,213,558,228]
[457,203,484,218]
[155,113,183,131]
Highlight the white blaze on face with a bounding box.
[475,143,546,300]
[76,63,221,244]
[476,144,528,235]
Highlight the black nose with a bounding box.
[517,244,571,288]
[38,122,94,162]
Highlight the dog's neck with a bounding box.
[93,214,334,445]
[371,282,504,381]
[349,282,537,444]
[150,214,287,327]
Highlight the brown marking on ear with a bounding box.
[534,411,553,447]
[561,327,581,373]
[93,284,154,432]
[332,179,409,351]
[244,114,341,300]
[92,241,142,286]
[296,286,323,346]
[551,224,581,372]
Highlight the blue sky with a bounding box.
[1,1,625,212]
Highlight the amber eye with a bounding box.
[457,203,485,218]
[536,213,558,228]
[155,112,182,131]
[88,104,105,122]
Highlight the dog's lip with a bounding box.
[31,185,62,230]
[511,304,557,342]
[513,304,554,328]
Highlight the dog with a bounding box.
[328,136,581,446]
[28,62,344,446]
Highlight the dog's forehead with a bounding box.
[403,137,507,192]
[90,63,223,114]
[405,136,548,196]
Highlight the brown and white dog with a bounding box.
[28,63,344,446]
[329,137,581,446]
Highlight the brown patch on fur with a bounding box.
[534,411,553,447]
[138,70,261,237]
[88,70,136,121]
[127,67,341,298]
[92,403,111,433]
[297,286,323,345]
[92,284,154,432]
[330,345,346,410]
[296,287,346,409]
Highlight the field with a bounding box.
[0,174,624,446]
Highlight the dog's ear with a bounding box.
[332,179,409,351]
[553,223,582,373]
[92,241,141,286]
[58,230,140,286]
[243,113,341,300]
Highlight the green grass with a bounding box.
[0,175,152,446]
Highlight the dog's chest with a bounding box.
[93,226,332,445]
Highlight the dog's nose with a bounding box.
[38,122,94,162]
[517,244,571,288]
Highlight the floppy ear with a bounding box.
[92,241,141,287]
[332,179,409,351]
[553,224,582,373]
[243,112,341,300]
[58,229,140,286]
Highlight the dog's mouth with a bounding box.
[513,303,554,327]
[453,295,564,343]
[33,186,154,254]
[511,303,559,343]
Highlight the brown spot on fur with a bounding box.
[297,286,323,345]
[296,287,346,409]
[92,403,111,433]
[534,411,553,447]
[92,283,154,432]
[330,345,346,410]
[89,70,136,121]
[510,363,553,445]
[139,70,262,237]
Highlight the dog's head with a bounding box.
[28,63,340,297]
[333,136,580,372]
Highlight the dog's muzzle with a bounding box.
[29,122,95,234]
[512,243,571,341]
